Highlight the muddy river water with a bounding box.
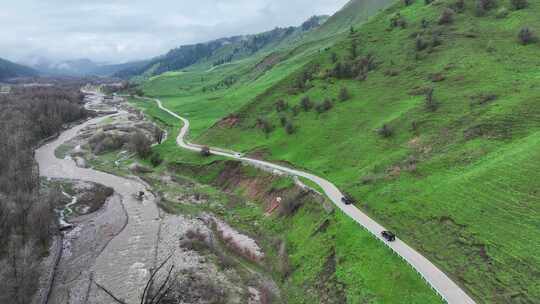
[36,110,160,303]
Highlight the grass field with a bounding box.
[137,0,540,302]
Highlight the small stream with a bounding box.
[57,191,78,228]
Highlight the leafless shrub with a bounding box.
[129,131,152,158]
[439,8,456,25]
[95,255,177,304]
[167,270,227,304]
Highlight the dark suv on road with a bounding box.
[381,230,396,242]
[341,193,356,205]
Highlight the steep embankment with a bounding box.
[192,1,540,303]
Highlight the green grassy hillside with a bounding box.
[312,0,395,37]
[138,0,540,303]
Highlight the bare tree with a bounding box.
[95,255,176,304]
[130,132,152,158]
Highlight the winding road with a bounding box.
[36,96,161,303]
[141,96,476,304]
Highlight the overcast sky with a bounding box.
[2,0,349,64]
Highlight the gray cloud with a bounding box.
[2,0,349,64]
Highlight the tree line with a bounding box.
[0,85,88,304]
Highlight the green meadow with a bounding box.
[135,0,540,302]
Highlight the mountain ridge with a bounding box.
[115,15,331,79]
[0,57,38,80]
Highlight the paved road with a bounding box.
[141,96,476,304]
[36,95,161,304]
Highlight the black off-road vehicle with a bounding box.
[381,230,396,242]
[341,193,356,205]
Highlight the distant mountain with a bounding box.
[0,57,38,80]
[27,57,149,77]
[115,15,330,79]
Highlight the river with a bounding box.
[35,93,161,304]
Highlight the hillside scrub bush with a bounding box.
[275,99,288,112]
[285,122,295,135]
[439,8,456,24]
[150,152,163,167]
[300,96,313,111]
[431,32,443,47]
[403,0,415,6]
[518,27,537,45]
[256,117,274,136]
[278,194,305,217]
[511,0,528,10]
[339,87,351,102]
[354,54,377,81]
[330,52,338,63]
[331,61,354,79]
[280,116,288,127]
[390,13,407,29]
[476,0,496,16]
[292,105,301,116]
[416,35,429,51]
[425,88,439,112]
[471,93,498,106]
[135,88,145,96]
[425,0,434,4]
[421,18,429,29]
[316,98,334,113]
[378,124,394,138]
[350,40,358,59]
[452,0,466,12]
